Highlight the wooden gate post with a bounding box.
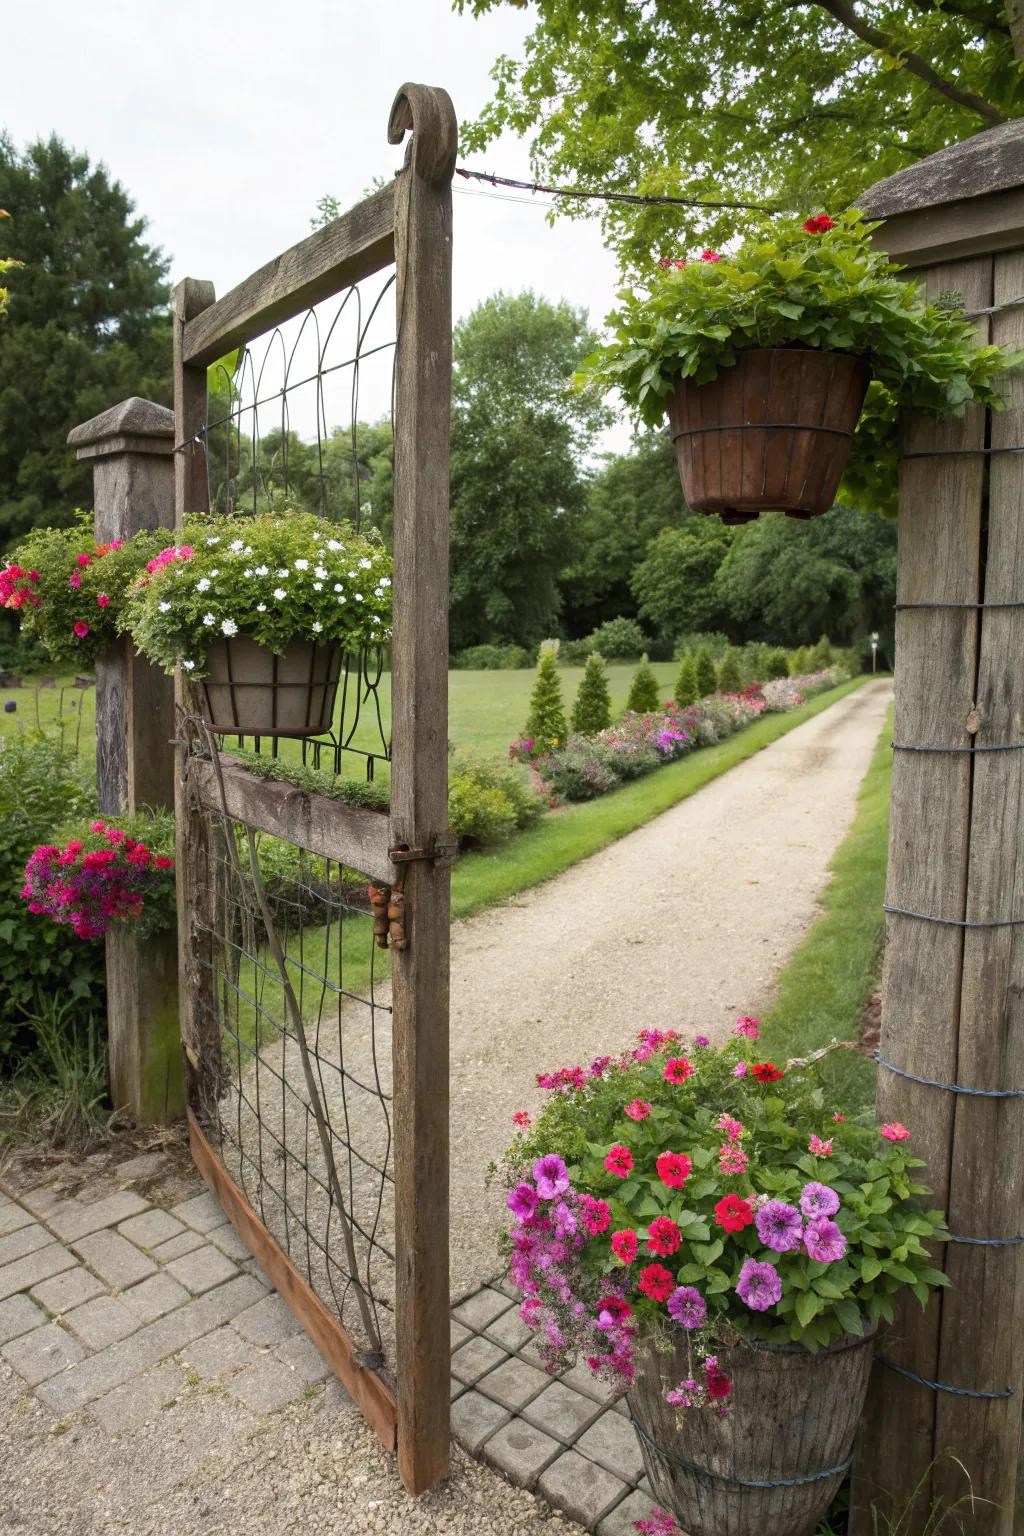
[66,397,182,1121]
[851,124,1024,1534]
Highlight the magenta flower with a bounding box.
[624,1099,652,1121]
[736,1258,782,1312]
[667,1286,707,1330]
[733,1062,747,1078]
[808,1135,834,1157]
[533,1154,570,1201]
[507,1182,539,1222]
[733,1015,760,1040]
[800,1182,840,1219]
[755,1200,803,1253]
[693,1035,711,1048]
[804,1217,847,1263]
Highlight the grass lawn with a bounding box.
[0,661,685,770]
[759,703,893,1112]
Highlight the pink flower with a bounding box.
[69,572,82,589]
[808,1135,834,1157]
[733,1016,760,1040]
[75,553,91,567]
[700,249,721,262]
[605,1144,634,1179]
[611,1229,638,1263]
[663,1056,693,1084]
[580,1196,611,1236]
[733,1062,747,1078]
[624,1099,651,1121]
[833,1112,846,1123]
[715,1113,743,1142]
[97,592,110,608]
[512,1110,531,1129]
[719,1142,749,1175]
[881,1122,910,1142]
[656,1151,691,1190]
[73,621,89,639]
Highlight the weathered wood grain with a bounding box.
[850,255,991,1533]
[386,82,457,1497]
[188,1110,397,1450]
[189,754,392,882]
[181,183,396,368]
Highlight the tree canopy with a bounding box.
[455,0,1024,271]
[0,135,172,545]
[631,520,733,642]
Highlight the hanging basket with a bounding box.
[666,349,870,524]
[628,1327,875,1536]
[195,635,343,738]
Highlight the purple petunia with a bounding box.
[736,1258,783,1312]
[553,1200,578,1238]
[507,1182,539,1222]
[755,1200,804,1254]
[804,1217,847,1263]
[667,1286,707,1330]
[693,1035,711,1048]
[800,1182,841,1220]
[533,1153,570,1201]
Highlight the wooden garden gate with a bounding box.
[170,82,455,1495]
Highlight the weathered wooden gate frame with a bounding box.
[171,82,455,1495]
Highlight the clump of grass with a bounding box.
[0,999,111,1151]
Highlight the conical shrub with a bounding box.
[626,654,661,713]
[572,652,612,735]
[523,641,567,751]
[717,649,742,693]
[695,646,718,698]
[674,654,699,708]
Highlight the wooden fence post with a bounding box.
[387,83,457,1495]
[66,397,181,1122]
[851,124,1024,1535]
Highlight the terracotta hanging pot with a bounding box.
[196,635,342,738]
[628,1326,876,1536]
[666,348,870,524]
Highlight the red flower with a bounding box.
[624,1099,652,1121]
[611,1229,638,1263]
[580,1195,611,1235]
[646,1217,682,1257]
[512,1110,531,1129]
[154,856,174,871]
[637,1263,675,1303]
[658,256,673,268]
[673,259,686,269]
[803,214,834,234]
[700,249,721,262]
[714,1193,754,1233]
[656,1151,692,1190]
[706,1364,732,1399]
[751,1062,784,1084]
[72,620,90,639]
[75,553,91,567]
[605,1143,634,1178]
[97,592,111,609]
[663,1056,694,1084]
[597,1295,632,1324]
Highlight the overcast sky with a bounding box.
[5,0,633,451]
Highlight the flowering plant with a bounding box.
[22,816,176,940]
[577,211,1018,509]
[121,511,392,679]
[1,513,164,666]
[502,1021,947,1411]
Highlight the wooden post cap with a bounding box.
[68,396,175,462]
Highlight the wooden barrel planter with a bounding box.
[628,1328,875,1536]
[196,635,343,738]
[666,349,869,524]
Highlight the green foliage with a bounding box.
[0,133,171,543]
[791,646,812,676]
[451,643,530,671]
[0,733,103,1056]
[717,649,743,693]
[538,737,623,801]
[231,749,391,812]
[695,647,718,698]
[810,634,833,670]
[524,642,568,750]
[450,291,609,649]
[766,647,791,680]
[0,998,108,1150]
[447,754,543,846]
[626,654,661,713]
[630,519,732,641]
[5,514,163,666]
[571,652,612,734]
[715,505,897,648]
[578,213,1018,508]
[456,0,1017,276]
[121,512,392,677]
[674,654,698,707]
[582,616,648,661]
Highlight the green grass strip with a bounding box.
[760,703,893,1112]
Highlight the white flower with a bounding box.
[203,612,216,626]
[256,602,267,612]
[273,587,287,600]
[333,583,344,592]
[377,576,391,588]
[244,546,253,556]
[312,621,323,634]
[314,566,328,580]
[254,564,269,577]
[348,570,357,578]
[359,558,372,570]
[277,567,288,578]
[205,536,220,545]
[337,595,346,605]
[158,601,171,613]
[229,538,244,552]
[371,615,381,625]
[327,539,342,551]
[196,578,211,592]
[182,659,196,671]
[293,558,310,571]
[221,618,238,636]
[210,568,220,577]
[312,531,321,541]
[354,593,364,602]
[313,582,323,591]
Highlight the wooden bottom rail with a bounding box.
[187,1109,398,1451]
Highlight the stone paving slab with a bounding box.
[70,1231,158,1290]
[0,1242,78,1302]
[30,1265,107,1314]
[0,1293,47,1344]
[0,1222,50,1267]
[2,1320,87,1384]
[47,1191,150,1243]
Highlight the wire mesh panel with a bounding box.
[173,83,455,1491]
